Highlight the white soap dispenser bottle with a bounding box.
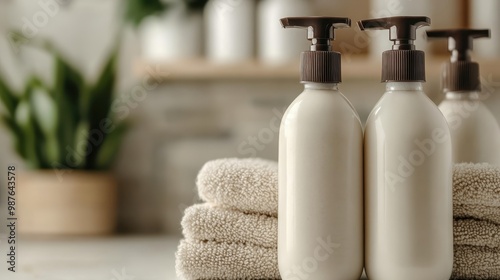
[358,16,453,280]
[427,29,500,166]
[278,17,364,280]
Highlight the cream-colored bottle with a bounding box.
[427,29,500,166]
[359,17,453,280]
[278,17,363,280]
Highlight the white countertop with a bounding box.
[0,236,180,280]
[0,236,368,280]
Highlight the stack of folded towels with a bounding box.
[176,158,280,279]
[176,159,500,280]
[452,163,500,279]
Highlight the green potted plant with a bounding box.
[0,46,127,235]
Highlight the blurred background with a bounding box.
[0,0,499,254]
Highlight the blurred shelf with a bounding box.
[136,56,500,82]
[136,59,299,81]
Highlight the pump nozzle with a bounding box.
[280,17,351,51]
[357,16,430,82]
[280,16,351,84]
[358,16,430,50]
[426,29,490,62]
[426,29,490,92]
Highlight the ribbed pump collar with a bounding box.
[300,51,341,83]
[382,50,425,82]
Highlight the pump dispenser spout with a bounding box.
[427,29,490,62]
[426,29,490,92]
[358,17,430,50]
[357,16,430,82]
[281,16,351,83]
[280,17,351,51]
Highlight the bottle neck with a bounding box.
[444,91,481,101]
[386,82,423,92]
[304,82,339,91]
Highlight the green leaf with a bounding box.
[94,121,128,170]
[54,54,84,164]
[84,52,117,169]
[42,135,60,168]
[29,83,60,166]
[14,98,39,168]
[0,114,26,159]
[15,98,30,129]
[31,84,58,136]
[0,77,19,117]
[71,121,90,169]
[83,52,116,121]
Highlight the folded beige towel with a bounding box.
[452,245,500,280]
[181,203,278,249]
[197,158,278,216]
[176,239,280,280]
[453,163,500,207]
[454,219,500,248]
[197,161,500,214]
[455,204,500,225]
[452,163,500,280]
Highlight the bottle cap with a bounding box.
[358,16,430,82]
[280,16,351,83]
[426,29,490,92]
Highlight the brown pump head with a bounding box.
[427,29,490,92]
[358,16,431,82]
[281,16,351,83]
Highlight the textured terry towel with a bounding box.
[177,160,500,279]
[176,239,280,280]
[454,219,500,248]
[197,161,500,214]
[177,242,500,280]
[455,204,500,225]
[453,163,500,207]
[181,203,278,249]
[197,158,278,216]
[452,245,500,280]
